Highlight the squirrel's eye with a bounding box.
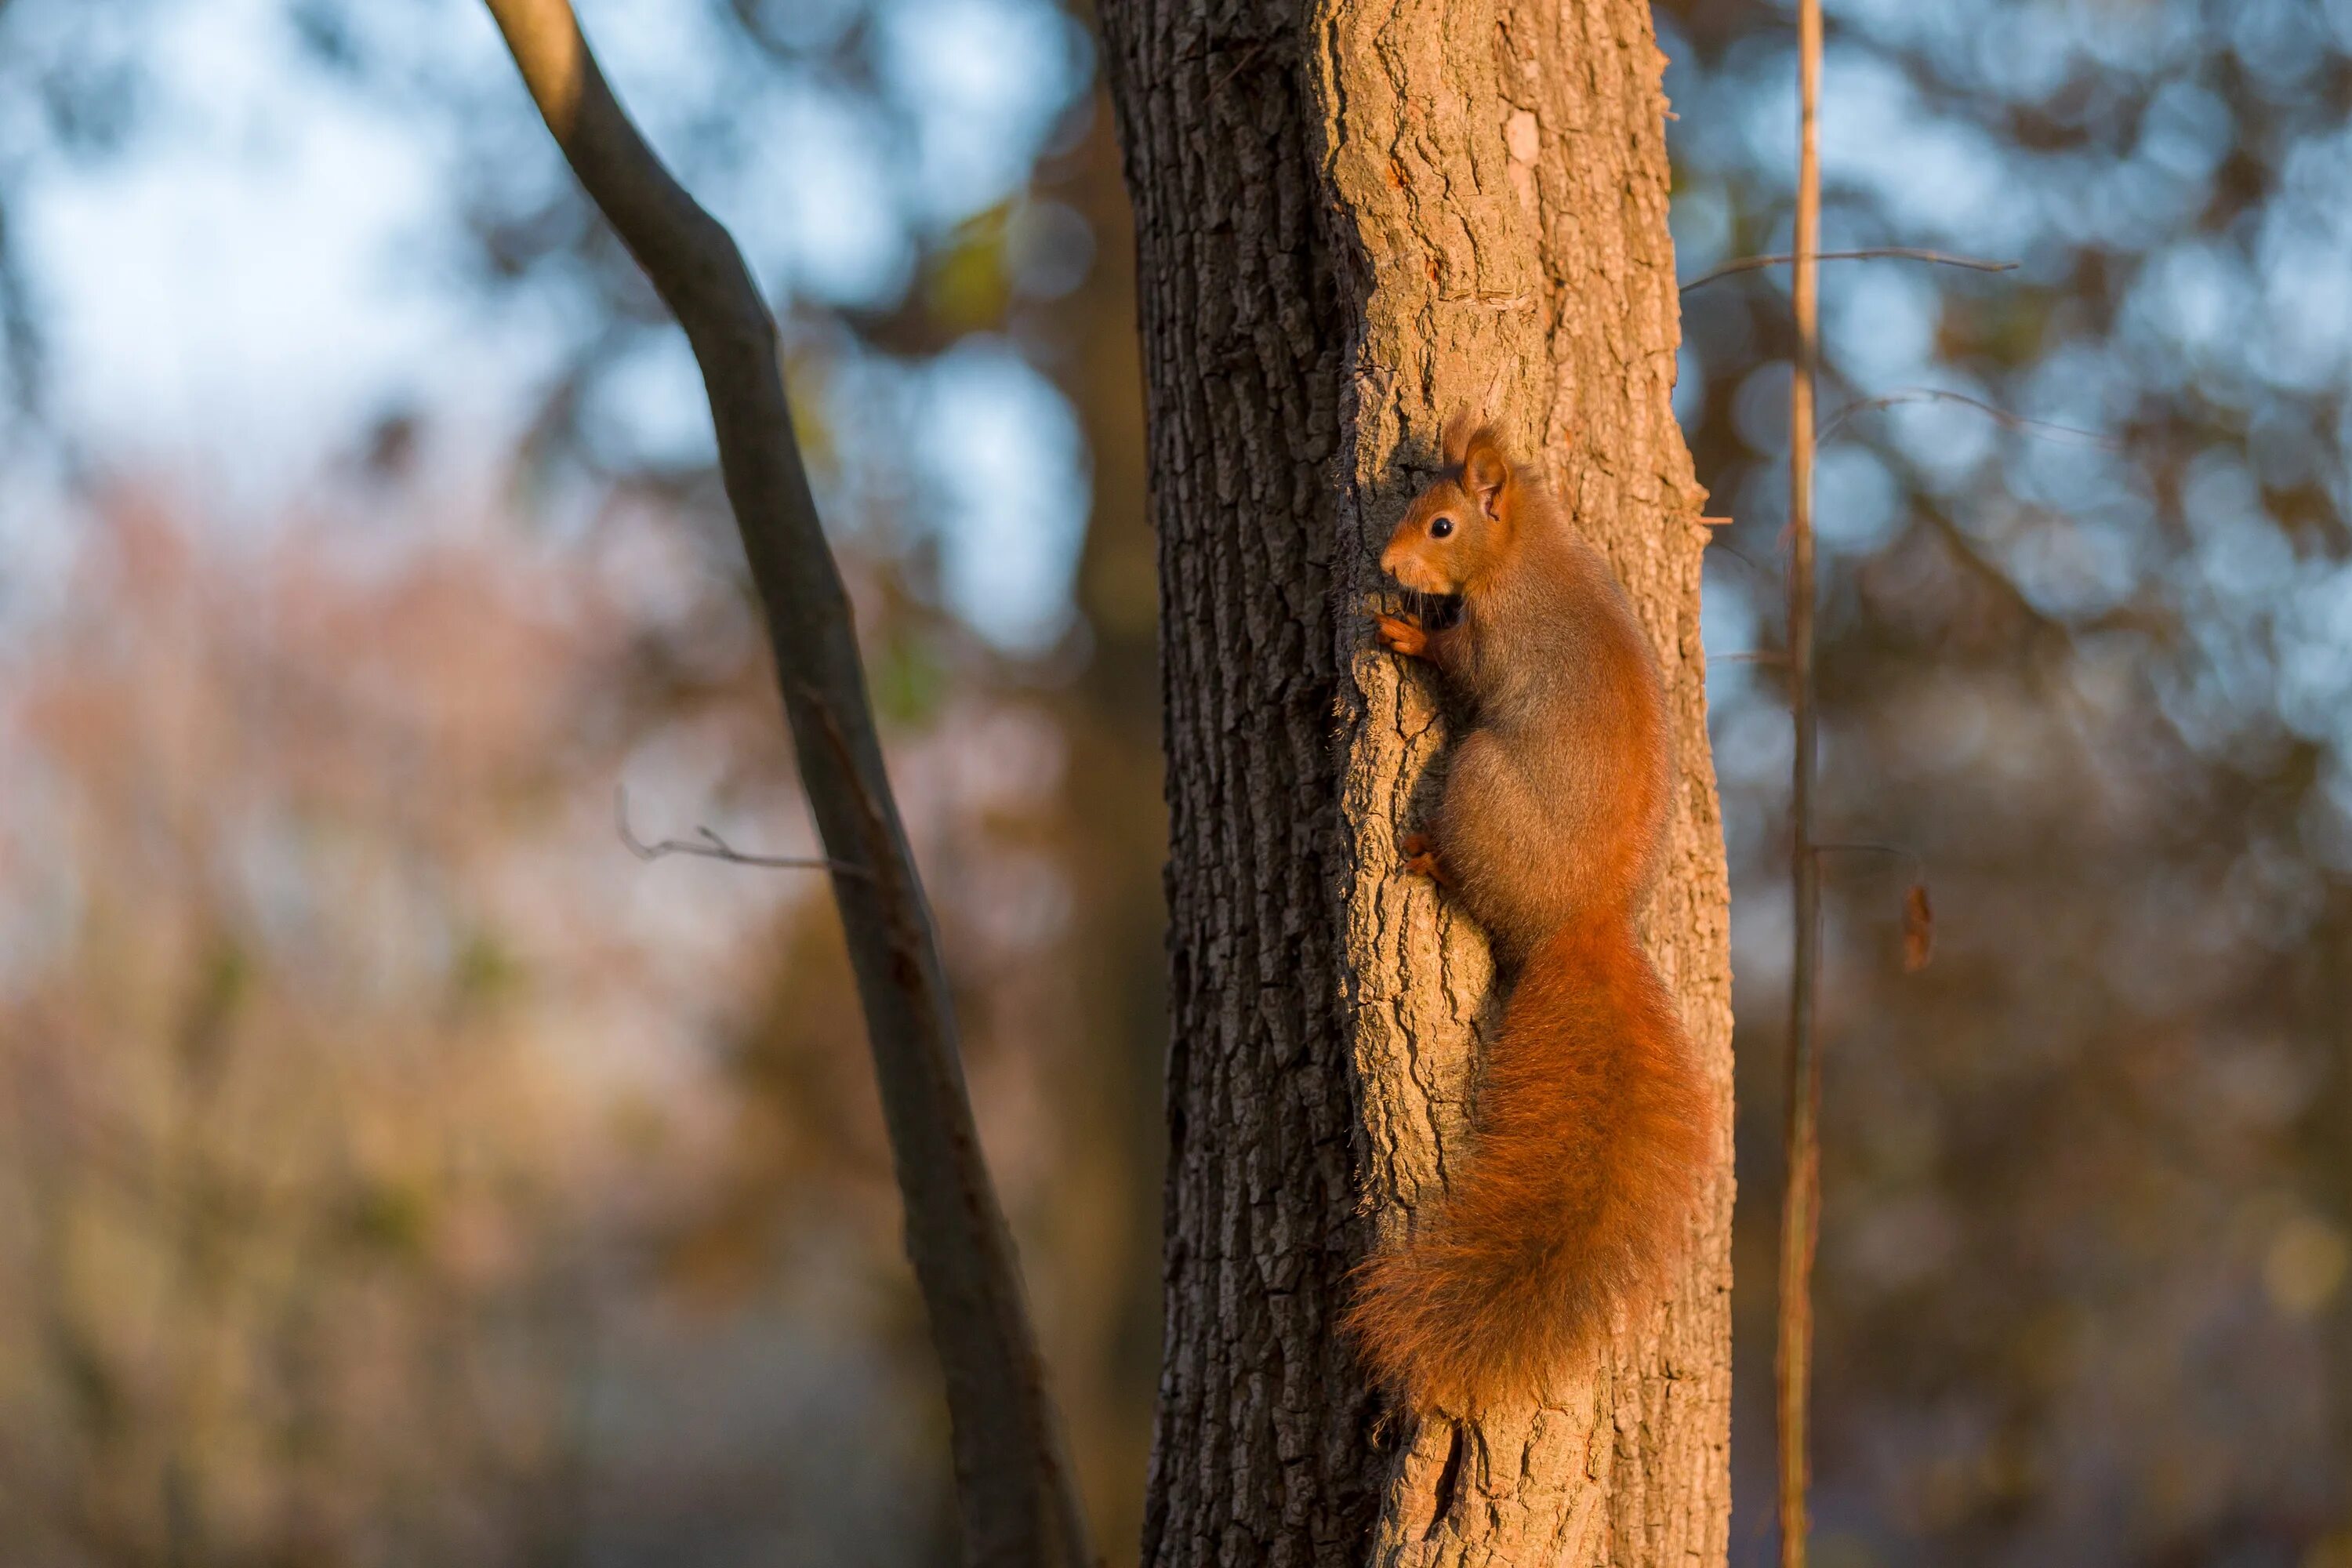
[1429,516,1455,539]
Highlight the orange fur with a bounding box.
[1348,424,1714,1414]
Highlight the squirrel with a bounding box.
[1345,419,1715,1416]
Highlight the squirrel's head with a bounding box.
[1379,419,1523,598]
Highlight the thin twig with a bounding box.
[477,5,1091,1563]
[1913,507,2176,652]
[613,786,872,877]
[1912,508,2093,644]
[1680,247,2016,294]
[1708,539,1777,580]
[1778,1,1824,1564]
[1207,34,1272,98]
[1823,386,2118,448]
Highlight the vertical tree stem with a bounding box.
[1778,2,1824,1566]
[1100,0,1736,1557]
[474,4,1092,1563]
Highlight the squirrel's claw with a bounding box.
[1377,613,1428,658]
[1400,832,1450,886]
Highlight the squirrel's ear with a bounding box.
[1460,431,1514,521]
[1439,410,1483,466]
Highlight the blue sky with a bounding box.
[9,0,1095,650]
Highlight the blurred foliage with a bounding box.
[1660,1,2352,1561]
[0,0,1160,1562]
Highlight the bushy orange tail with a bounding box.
[1346,911,1714,1414]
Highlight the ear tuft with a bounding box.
[1458,429,1515,520]
[1439,410,1486,466]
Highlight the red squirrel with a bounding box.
[1346,420,1714,1415]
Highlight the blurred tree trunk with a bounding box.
[1097,0,1735,1562]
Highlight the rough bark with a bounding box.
[1098,0,1733,1563]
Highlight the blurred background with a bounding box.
[0,0,2345,1563]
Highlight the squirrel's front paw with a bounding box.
[1376,614,1428,658]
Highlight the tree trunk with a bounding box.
[1098,0,1733,1562]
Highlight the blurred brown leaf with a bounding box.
[1901,882,1934,974]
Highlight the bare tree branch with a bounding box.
[613,786,873,877]
[1680,246,2017,294]
[477,5,1092,1563]
[1823,385,2120,448]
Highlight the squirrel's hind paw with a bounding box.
[1399,832,1451,886]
